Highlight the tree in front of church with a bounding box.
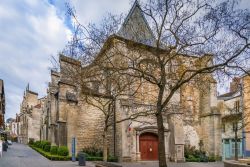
[62,7,155,162]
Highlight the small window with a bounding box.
[232,142,240,155]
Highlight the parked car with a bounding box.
[7,140,12,145]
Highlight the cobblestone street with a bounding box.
[0,143,224,167]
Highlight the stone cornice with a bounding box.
[200,112,221,118]
[59,54,81,66]
[58,80,76,87]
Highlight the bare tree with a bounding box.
[62,0,250,166]
[61,9,156,161]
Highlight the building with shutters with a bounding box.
[218,78,243,160]
[217,75,250,160]
[0,79,5,133]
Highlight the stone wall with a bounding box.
[19,89,44,144]
[57,82,77,148]
[76,100,105,154]
[29,107,42,141]
[180,81,221,157]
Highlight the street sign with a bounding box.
[72,137,76,162]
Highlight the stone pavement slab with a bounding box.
[116,161,224,167]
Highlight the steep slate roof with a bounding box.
[117,0,155,46]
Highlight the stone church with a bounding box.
[38,1,221,162]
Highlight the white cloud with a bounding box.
[0,0,71,119]
[0,0,133,120]
[69,0,132,25]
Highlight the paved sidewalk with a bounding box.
[0,143,224,167]
[0,143,95,167]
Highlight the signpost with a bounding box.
[72,137,76,162]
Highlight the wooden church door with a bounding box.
[139,132,158,160]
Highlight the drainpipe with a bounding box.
[240,79,245,157]
[113,98,116,156]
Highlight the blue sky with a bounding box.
[0,0,249,120]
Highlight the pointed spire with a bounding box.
[117,0,155,46]
[26,83,29,91]
[134,0,140,6]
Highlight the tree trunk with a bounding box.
[156,112,167,167]
[235,127,238,161]
[103,129,108,162]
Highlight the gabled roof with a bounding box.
[218,89,241,101]
[117,0,155,46]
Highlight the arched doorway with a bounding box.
[139,132,158,160]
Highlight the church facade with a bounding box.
[39,56,221,162]
[14,0,227,163]
[38,1,222,162]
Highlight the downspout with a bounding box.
[113,98,116,156]
[240,79,245,157]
